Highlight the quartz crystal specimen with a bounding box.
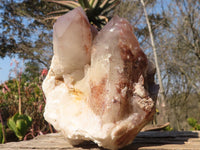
[43,7,159,150]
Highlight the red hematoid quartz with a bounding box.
[42,7,159,150]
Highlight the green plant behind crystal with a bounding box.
[187,118,200,131]
[0,61,52,141]
[3,61,33,141]
[0,123,5,143]
[46,0,120,29]
[164,125,173,131]
[7,113,32,140]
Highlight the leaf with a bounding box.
[82,0,91,8]
[78,0,85,8]
[45,16,60,21]
[99,0,109,9]
[7,113,32,140]
[7,117,17,133]
[187,118,197,127]
[16,119,27,138]
[0,123,4,144]
[89,0,96,7]
[93,0,102,10]
[196,124,200,130]
[13,113,20,123]
[21,114,32,127]
[101,0,120,16]
[47,0,80,9]
[47,9,70,15]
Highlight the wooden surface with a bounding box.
[0,131,200,150]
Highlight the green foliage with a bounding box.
[7,113,32,140]
[164,125,173,131]
[0,61,44,118]
[0,61,53,142]
[0,123,2,143]
[187,118,200,131]
[0,123,5,143]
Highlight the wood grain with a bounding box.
[0,131,200,150]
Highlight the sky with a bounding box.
[0,0,41,83]
[0,56,24,83]
[0,57,12,83]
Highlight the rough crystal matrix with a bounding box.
[43,7,159,150]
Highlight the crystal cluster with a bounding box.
[43,7,159,150]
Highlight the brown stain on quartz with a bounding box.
[55,76,64,86]
[116,33,148,119]
[89,78,107,116]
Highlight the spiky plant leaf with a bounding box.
[45,0,120,29]
[47,0,80,8]
[47,9,71,15]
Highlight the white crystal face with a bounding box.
[51,7,92,81]
[43,7,159,150]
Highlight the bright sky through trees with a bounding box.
[0,56,24,83]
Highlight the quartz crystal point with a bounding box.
[43,7,159,150]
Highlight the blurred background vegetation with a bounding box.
[0,0,200,143]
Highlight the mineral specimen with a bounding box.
[43,7,159,150]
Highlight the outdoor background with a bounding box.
[0,0,200,143]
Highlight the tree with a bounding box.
[0,0,60,68]
[115,0,200,129]
[140,0,166,124]
[158,0,200,130]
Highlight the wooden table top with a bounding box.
[0,131,200,150]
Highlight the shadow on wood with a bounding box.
[123,131,200,150]
[74,131,200,150]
